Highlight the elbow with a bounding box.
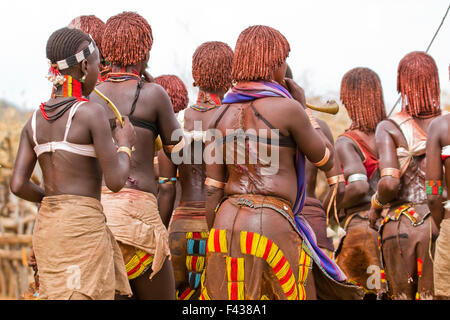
[158,184,176,198]
[427,195,443,210]
[105,177,126,193]
[347,181,369,199]
[10,177,24,196]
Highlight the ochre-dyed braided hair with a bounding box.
[192,41,233,92]
[232,25,290,82]
[102,11,153,67]
[68,15,105,54]
[340,67,386,133]
[397,51,440,117]
[154,75,189,113]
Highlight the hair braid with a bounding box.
[340,67,386,133]
[102,11,153,67]
[397,51,440,117]
[46,27,92,64]
[232,25,290,82]
[192,41,233,92]
[68,15,105,55]
[154,75,189,113]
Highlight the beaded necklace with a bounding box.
[104,69,141,83]
[40,75,88,122]
[190,91,221,112]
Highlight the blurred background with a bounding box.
[0,0,449,299]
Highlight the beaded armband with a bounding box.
[425,180,443,195]
[158,177,177,184]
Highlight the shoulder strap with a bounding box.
[341,130,377,161]
[250,102,276,130]
[63,101,86,141]
[31,110,38,146]
[213,104,231,128]
[129,80,144,117]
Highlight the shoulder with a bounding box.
[375,119,398,135]
[140,82,171,103]
[429,113,450,130]
[336,134,358,154]
[75,100,109,123]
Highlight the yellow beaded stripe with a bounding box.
[206,228,228,253]
[125,249,154,280]
[226,257,245,300]
[298,244,313,300]
[240,231,301,300]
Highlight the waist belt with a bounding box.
[228,194,300,236]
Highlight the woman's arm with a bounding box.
[10,123,45,203]
[85,102,136,192]
[369,120,400,228]
[157,150,177,228]
[336,136,370,210]
[425,118,444,229]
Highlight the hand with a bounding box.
[284,78,307,107]
[142,70,154,83]
[113,116,137,148]
[368,207,381,231]
[431,218,440,238]
[29,248,38,272]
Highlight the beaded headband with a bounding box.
[54,39,96,70]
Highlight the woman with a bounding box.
[158,42,233,300]
[334,67,387,297]
[90,11,181,300]
[426,99,450,299]
[68,15,110,81]
[10,27,136,300]
[369,51,441,299]
[201,25,361,300]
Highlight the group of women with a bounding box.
[9,11,450,300]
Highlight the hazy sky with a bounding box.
[0,0,449,113]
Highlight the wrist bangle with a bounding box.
[327,174,345,186]
[117,146,132,160]
[371,193,384,210]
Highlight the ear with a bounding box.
[80,59,88,76]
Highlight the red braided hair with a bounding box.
[68,15,105,53]
[102,12,153,67]
[397,51,440,117]
[154,75,189,113]
[192,41,233,92]
[232,25,290,82]
[340,67,386,133]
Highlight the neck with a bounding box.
[51,75,84,99]
[197,90,222,106]
[111,65,141,76]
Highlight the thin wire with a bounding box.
[387,3,450,117]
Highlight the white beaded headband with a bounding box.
[54,40,96,70]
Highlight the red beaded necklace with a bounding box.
[41,75,88,122]
[191,91,222,112]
